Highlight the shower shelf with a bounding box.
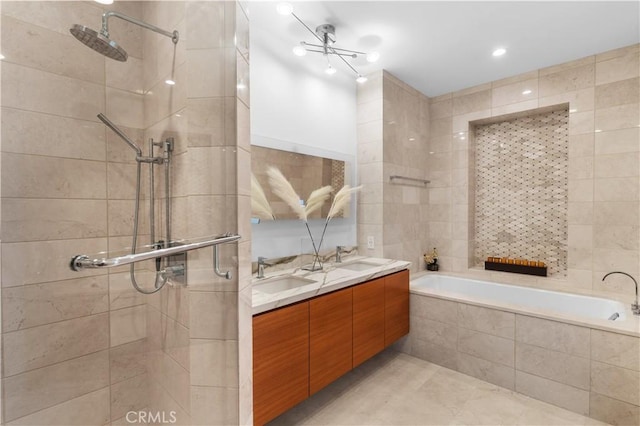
[389,175,430,185]
[70,233,241,271]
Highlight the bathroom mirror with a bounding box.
[251,136,354,220]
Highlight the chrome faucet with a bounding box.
[602,271,640,316]
[336,246,344,263]
[257,256,270,279]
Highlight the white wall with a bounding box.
[250,18,359,260]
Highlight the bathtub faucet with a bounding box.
[602,271,640,316]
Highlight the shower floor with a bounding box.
[268,350,607,426]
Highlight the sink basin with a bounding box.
[336,261,380,272]
[254,275,316,294]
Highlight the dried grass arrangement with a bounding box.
[311,184,362,269]
[266,166,362,270]
[251,173,275,221]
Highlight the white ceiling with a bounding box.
[249,1,640,97]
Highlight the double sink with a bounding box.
[253,260,381,294]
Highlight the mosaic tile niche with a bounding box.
[473,108,569,276]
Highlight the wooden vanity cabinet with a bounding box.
[352,277,385,367]
[384,269,410,346]
[253,269,410,425]
[253,302,309,426]
[309,287,353,395]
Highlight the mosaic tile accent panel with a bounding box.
[474,109,569,276]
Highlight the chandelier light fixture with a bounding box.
[277,2,379,83]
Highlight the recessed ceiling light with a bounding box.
[522,89,532,95]
[95,0,114,4]
[356,75,368,83]
[276,2,293,15]
[0,53,4,60]
[595,129,602,133]
[165,79,176,85]
[569,108,577,113]
[409,137,416,141]
[492,48,507,57]
[429,151,434,155]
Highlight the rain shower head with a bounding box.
[70,11,178,62]
[70,24,127,62]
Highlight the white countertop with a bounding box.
[252,256,411,315]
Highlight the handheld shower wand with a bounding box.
[97,114,170,294]
[97,113,141,155]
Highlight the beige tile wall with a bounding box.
[0,1,145,424]
[141,1,251,425]
[357,70,385,258]
[427,43,640,299]
[356,71,430,272]
[401,294,640,424]
[0,1,250,424]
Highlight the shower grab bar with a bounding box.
[213,245,232,280]
[70,234,241,271]
[389,175,430,185]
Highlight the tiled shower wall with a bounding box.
[142,1,252,424]
[1,2,146,423]
[427,43,640,299]
[357,71,430,272]
[0,1,251,424]
[473,108,569,276]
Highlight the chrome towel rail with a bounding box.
[70,234,241,271]
[389,175,430,185]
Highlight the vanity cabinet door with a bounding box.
[309,287,353,395]
[253,302,309,426]
[385,269,410,346]
[352,277,385,367]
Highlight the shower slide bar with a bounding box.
[70,234,240,271]
[389,175,430,185]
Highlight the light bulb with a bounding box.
[276,2,293,15]
[292,45,307,56]
[366,51,380,63]
[325,66,336,75]
[165,79,176,86]
[492,48,507,57]
[356,75,368,83]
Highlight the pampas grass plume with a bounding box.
[305,185,333,218]
[266,166,307,221]
[251,173,275,220]
[328,185,362,219]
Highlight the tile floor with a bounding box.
[269,350,608,425]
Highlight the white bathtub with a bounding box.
[411,274,638,334]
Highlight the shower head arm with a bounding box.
[101,11,179,44]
